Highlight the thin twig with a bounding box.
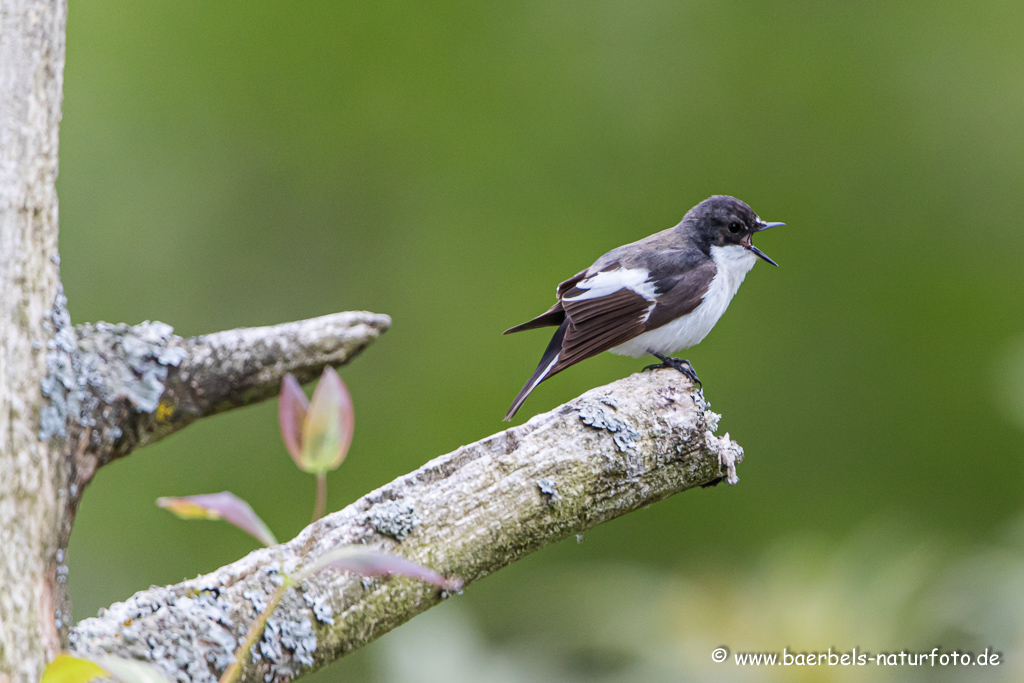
[218,580,290,683]
[311,475,327,524]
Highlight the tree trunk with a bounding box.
[0,0,69,679]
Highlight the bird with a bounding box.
[503,195,782,421]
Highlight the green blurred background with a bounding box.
[60,1,1024,680]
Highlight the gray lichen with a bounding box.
[577,399,640,452]
[264,565,286,587]
[253,614,317,682]
[365,500,419,541]
[302,591,334,625]
[689,392,740,484]
[38,290,186,442]
[71,573,326,681]
[243,588,268,614]
[714,434,742,485]
[69,586,237,683]
[692,390,721,433]
[536,478,560,504]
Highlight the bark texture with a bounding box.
[51,311,392,486]
[0,0,68,679]
[67,370,743,683]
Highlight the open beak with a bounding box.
[748,244,778,266]
[745,221,783,267]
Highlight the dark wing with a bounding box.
[503,282,650,421]
[503,269,588,334]
[643,259,717,330]
[547,276,652,374]
[504,265,652,420]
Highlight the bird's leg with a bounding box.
[642,351,702,388]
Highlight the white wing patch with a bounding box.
[561,267,657,302]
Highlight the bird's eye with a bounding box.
[728,222,741,234]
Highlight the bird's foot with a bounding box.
[642,352,702,388]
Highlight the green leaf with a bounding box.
[297,366,354,474]
[41,654,107,683]
[41,654,172,683]
[156,491,278,546]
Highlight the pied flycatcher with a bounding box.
[504,195,782,420]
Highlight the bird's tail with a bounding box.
[504,322,567,421]
[503,303,565,334]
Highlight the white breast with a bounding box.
[608,245,757,358]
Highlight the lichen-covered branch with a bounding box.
[124,310,391,455]
[68,370,743,683]
[39,311,390,493]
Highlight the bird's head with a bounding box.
[686,195,783,266]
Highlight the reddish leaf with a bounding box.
[156,492,278,547]
[298,366,354,474]
[301,546,462,591]
[278,373,309,467]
